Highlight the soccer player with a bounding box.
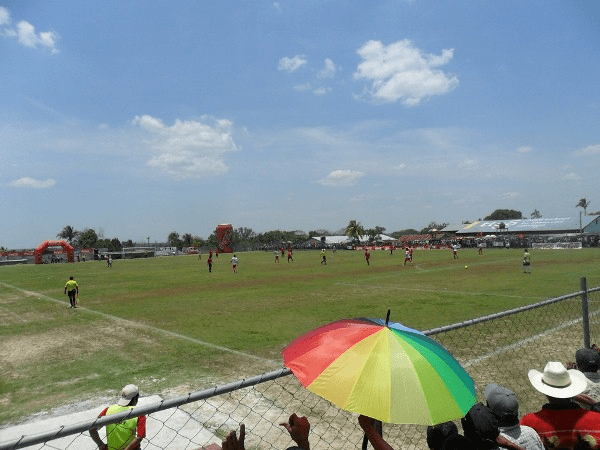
[404,248,412,266]
[364,249,370,266]
[523,249,531,273]
[231,254,238,273]
[452,243,459,259]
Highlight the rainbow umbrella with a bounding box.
[282,311,476,425]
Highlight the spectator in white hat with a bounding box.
[90,384,146,450]
[520,361,600,450]
[484,383,543,450]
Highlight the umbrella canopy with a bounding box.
[282,314,476,425]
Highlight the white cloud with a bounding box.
[0,7,10,26]
[575,144,600,155]
[353,39,458,105]
[294,83,311,92]
[317,58,337,78]
[0,7,59,53]
[316,170,365,186]
[313,86,331,96]
[132,115,239,180]
[517,146,533,153]
[562,172,582,181]
[458,159,478,170]
[17,21,37,47]
[278,55,307,72]
[9,177,56,189]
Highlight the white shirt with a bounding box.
[499,424,544,450]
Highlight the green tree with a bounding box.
[390,229,419,239]
[181,233,193,247]
[78,228,98,248]
[484,209,522,220]
[167,231,181,249]
[232,227,256,249]
[57,225,79,245]
[420,221,449,234]
[366,226,386,241]
[576,198,590,216]
[345,220,364,243]
[530,209,542,219]
[206,232,218,249]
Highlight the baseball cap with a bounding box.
[117,384,139,406]
[576,348,600,372]
[484,383,518,425]
[461,403,499,445]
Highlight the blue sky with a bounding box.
[2,1,599,248]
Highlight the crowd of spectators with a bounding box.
[90,347,600,450]
[214,347,600,450]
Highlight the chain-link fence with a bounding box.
[2,280,599,450]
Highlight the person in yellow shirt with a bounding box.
[64,276,79,308]
[90,384,146,450]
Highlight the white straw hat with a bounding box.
[528,361,588,398]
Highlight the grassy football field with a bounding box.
[1,247,599,424]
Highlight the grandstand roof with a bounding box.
[447,215,600,235]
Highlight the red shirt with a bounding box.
[520,403,600,449]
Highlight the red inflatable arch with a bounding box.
[34,240,75,264]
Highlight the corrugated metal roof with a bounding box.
[451,216,599,234]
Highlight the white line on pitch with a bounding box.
[336,282,542,300]
[462,315,584,368]
[0,281,278,365]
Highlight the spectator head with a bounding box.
[576,348,600,373]
[528,361,588,399]
[484,383,519,427]
[118,384,139,406]
[426,421,459,450]
[460,403,499,449]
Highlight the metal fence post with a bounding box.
[581,277,591,348]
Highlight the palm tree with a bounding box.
[576,198,591,216]
[57,225,79,245]
[345,219,364,244]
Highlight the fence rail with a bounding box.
[1,281,599,450]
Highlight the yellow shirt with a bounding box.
[65,280,78,291]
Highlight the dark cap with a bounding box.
[576,348,600,373]
[461,403,499,445]
[484,383,519,425]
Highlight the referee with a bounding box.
[64,276,79,308]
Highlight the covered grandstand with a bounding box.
[441,215,600,248]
